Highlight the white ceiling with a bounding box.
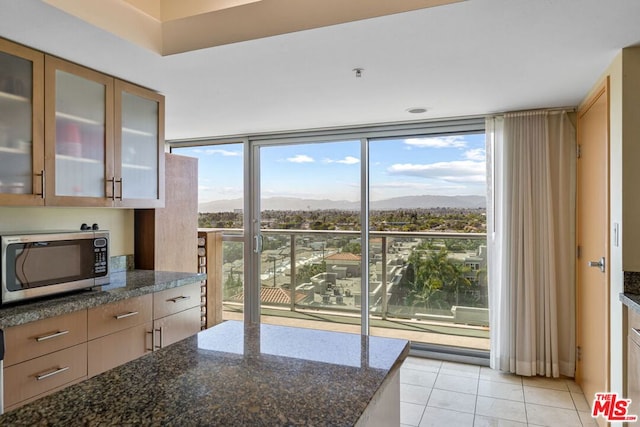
[1,0,640,140]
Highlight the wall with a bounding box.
[0,207,134,256]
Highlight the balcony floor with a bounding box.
[222,305,489,351]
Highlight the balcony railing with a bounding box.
[207,228,489,350]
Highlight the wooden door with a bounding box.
[576,78,610,421]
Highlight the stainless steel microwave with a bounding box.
[0,230,109,305]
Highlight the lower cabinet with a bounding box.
[4,343,87,410]
[154,306,201,349]
[87,294,153,377]
[3,310,88,411]
[3,283,203,411]
[153,282,202,349]
[88,322,153,377]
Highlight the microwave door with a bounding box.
[12,243,81,290]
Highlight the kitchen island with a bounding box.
[0,320,409,426]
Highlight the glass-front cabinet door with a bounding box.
[114,80,164,208]
[44,55,114,207]
[0,38,44,206]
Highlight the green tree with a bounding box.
[406,248,472,309]
[295,261,326,286]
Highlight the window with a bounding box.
[170,118,488,355]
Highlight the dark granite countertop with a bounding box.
[620,292,640,314]
[0,320,410,426]
[0,270,205,329]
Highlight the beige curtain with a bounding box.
[486,110,576,377]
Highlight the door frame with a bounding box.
[575,77,611,397]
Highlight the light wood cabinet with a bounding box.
[87,294,152,340]
[44,56,166,207]
[135,153,196,271]
[2,283,201,411]
[4,343,87,409]
[152,282,202,349]
[627,308,640,418]
[153,306,201,349]
[0,38,45,206]
[3,310,88,410]
[115,80,165,208]
[0,36,164,208]
[4,310,87,367]
[88,322,152,377]
[44,55,114,206]
[87,294,153,377]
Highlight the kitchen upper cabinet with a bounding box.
[0,38,44,206]
[44,55,114,207]
[0,37,165,208]
[114,80,165,208]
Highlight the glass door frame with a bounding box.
[170,117,487,338]
[245,137,371,335]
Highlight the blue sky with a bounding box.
[173,133,486,203]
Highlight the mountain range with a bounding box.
[198,195,486,212]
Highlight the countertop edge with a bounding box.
[620,292,640,314]
[0,271,205,329]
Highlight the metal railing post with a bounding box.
[381,236,388,320]
[290,234,296,312]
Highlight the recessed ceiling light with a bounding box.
[407,107,428,114]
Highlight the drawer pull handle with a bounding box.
[154,327,164,350]
[167,296,191,303]
[115,311,139,320]
[35,330,69,342]
[36,366,70,381]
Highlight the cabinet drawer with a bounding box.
[153,283,201,319]
[4,343,88,408]
[88,294,152,340]
[88,322,152,377]
[629,308,640,346]
[4,310,87,367]
[154,306,201,349]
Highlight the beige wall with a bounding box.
[0,207,134,256]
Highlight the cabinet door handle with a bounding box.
[36,170,45,198]
[114,311,139,320]
[35,330,69,342]
[167,295,191,303]
[146,330,154,352]
[116,178,123,200]
[107,177,116,200]
[154,326,164,350]
[36,366,70,381]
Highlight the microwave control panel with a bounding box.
[93,237,108,275]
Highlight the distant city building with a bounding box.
[325,252,361,278]
[231,286,310,305]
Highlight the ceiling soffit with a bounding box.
[43,0,462,55]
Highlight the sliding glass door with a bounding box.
[252,140,363,332]
[170,118,489,353]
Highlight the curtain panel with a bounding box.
[487,110,576,377]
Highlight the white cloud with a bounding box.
[404,136,468,149]
[464,148,486,161]
[387,160,486,183]
[324,156,360,165]
[287,154,315,163]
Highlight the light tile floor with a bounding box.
[400,356,597,427]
